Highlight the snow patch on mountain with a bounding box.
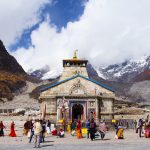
[41,70,61,80]
[28,65,62,80]
[28,65,50,79]
[95,68,106,79]
[98,55,150,82]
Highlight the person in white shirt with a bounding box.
[58,128,64,138]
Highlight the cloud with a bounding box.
[12,0,150,73]
[0,0,50,46]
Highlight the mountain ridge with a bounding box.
[0,40,26,74]
[98,55,150,82]
[0,40,27,101]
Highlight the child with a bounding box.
[58,128,64,138]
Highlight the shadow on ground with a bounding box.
[40,144,54,148]
[94,138,111,141]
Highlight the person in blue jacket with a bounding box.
[85,119,90,138]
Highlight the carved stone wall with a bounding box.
[40,76,115,122]
[101,99,113,113]
[40,77,115,98]
[40,98,57,115]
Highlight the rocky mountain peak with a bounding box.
[0,40,9,55]
[0,40,26,74]
[0,40,27,101]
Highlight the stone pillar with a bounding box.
[83,103,86,121]
[95,98,99,123]
[65,108,69,122]
[57,108,61,120]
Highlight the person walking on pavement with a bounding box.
[85,119,90,138]
[40,120,46,143]
[99,120,108,140]
[137,118,144,138]
[29,119,34,143]
[0,121,5,136]
[34,119,42,148]
[89,119,96,141]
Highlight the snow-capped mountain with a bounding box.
[28,55,150,83]
[97,55,150,82]
[28,65,50,79]
[28,56,150,103]
[41,70,61,80]
[28,65,62,80]
[28,63,101,80]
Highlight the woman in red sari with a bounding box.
[0,121,5,136]
[76,120,82,139]
[9,121,17,137]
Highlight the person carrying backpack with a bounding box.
[89,119,96,141]
[137,118,144,138]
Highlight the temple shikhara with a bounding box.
[39,51,115,123]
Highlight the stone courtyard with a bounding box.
[0,121,150,150]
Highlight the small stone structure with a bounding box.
[39,53,115,123]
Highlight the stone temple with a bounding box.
[39,52,115,123]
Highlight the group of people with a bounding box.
[70,118,108,141]
[51,128,65,138]
[70,117,150,140]
[1,117,150,148]
[112,117,150,139]
[23,118,65,148]
[136,118,150,138]
[0,121,17,137]
[23,119,51,148]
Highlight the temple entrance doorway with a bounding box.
[72,104,83,121]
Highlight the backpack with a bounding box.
[138,119,143,127]
[90,122,95,129]
[85,122,90,129]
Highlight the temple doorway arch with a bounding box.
[72,104,83,121]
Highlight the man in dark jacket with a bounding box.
[40,120,46,143]
[29,119,34,143]
[137,118,144,137]
[89,119,96,141]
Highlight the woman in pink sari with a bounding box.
[9,121,17,137]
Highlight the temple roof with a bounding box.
[63,59,88,62]
[63,59,88,67]
[63,51,88,67]
[40,74,114,92]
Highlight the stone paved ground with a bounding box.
[0,129,150,150]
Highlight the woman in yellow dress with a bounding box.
[117,128,124,139]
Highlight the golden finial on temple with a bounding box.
[73,49,78,59]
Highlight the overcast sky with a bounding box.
[0,0,150,72]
